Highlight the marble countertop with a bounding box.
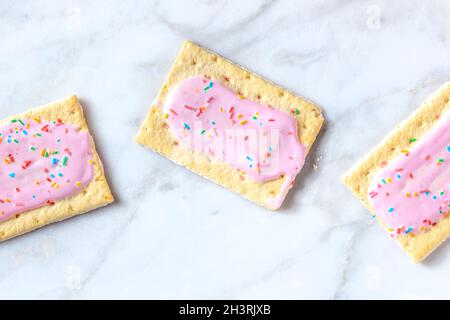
[0,0,449,299]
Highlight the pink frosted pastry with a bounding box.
[0,96,113,240]
[343,82,450,262]
[136,41,324,209]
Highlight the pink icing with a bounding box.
[163,76,307,208]
[0,118,94,222]
[368,111,450,236]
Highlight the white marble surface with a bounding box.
[0,0,449,300]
